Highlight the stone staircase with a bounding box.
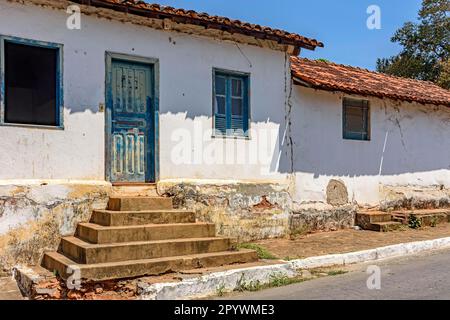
[356,211,403,232]
[356,209,450,232]
[391,209,450,226]
[42,194,258,281]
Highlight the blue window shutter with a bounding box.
[226,77,232,133]
[215,114,227,135]
[242,76,249,133]
[231,117,244,130]
[214,74,227,135]
[213,71,249,137]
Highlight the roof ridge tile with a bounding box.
[291,57,450,107]
[72,0,323,50]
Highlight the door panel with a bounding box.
[110,60,154,183]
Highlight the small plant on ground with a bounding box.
[243,280,262,292]
[228,269,350,296]
[430,216,438,227]
[310,268,348,277]
[216,283,226,297]
[234,274,262,292]
[234,274,246,292]
[326,270,348,276]
[269,273,307,288]
[238,243,278,260]
[408,214,422,229]
[269,272,291,287]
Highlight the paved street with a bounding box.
[225,248,450,300]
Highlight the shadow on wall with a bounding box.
[62,80,450,181]
[277,86,450,179]
[159,110,287,178]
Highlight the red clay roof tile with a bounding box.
[70,0,323,50]
[291,57,450,107]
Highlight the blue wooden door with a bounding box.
[109,60,154,183]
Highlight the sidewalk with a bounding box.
[252,224,450,260]
[136,224,450,300]
[11,224,450,300]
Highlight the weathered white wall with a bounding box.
[0,1,294,270]
[291,85,450,206]
[0,1,289,183]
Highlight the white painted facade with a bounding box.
[0,0,450,268]
[290,85,450,206]
[0,1,448,208]
[0,1,289,184]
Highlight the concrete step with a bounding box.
[111,184,158,197]
[394,214,448,226]
[365,221,403,232]
[76,222,216,244]
[42,249,259,281]
[59,236,234,264]
[90,209,195,226]
[391,214,408,224]
[356,211,392,230]
[107,197,173,211]
[392,209,450,226]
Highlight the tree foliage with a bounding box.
[376,0,450,88]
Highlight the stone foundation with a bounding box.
[158,181,292,242]
[0,179,361,274]
[0,182,109,275]
[289,203,357,237]
[380,185,450,210]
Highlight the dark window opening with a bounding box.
[343,98,370,141]
[4,41,58,126]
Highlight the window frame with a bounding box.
[212,68,250,139]
[342,97,370,141]
[0,35,64,130]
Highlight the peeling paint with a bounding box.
[0,183,109,274]
[159,181,292,242]
[381,185,450,210]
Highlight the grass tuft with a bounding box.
[238,243,278,260]
[325,270,348,276]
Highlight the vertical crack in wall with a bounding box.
[394,118,407,150]
[386,101,408,151]
[234,43,253,68]
[284,53,294,174]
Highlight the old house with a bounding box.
[0,0,323,276]
[289,57,450,218]
[0,0,449,280]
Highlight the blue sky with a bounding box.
[155,0,422,70]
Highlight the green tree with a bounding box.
[376,0,450,88]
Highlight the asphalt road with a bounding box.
[224,248,450,300]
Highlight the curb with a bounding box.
[137,236,450,300]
